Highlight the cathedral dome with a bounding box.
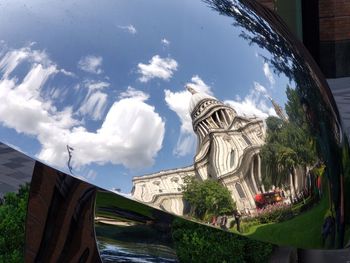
[188,92,216,114]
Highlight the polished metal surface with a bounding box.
[25,162,101,262]
[0,0,349,258]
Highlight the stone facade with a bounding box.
[132,89,266,215]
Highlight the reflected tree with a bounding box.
[0,184,29,263]
[203,0,346,248]
[182,177,235,220]
[261,87,317,198]
[203,0,340,121]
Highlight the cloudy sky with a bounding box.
[0,0,291,193]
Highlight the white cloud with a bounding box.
[254,81,267,94]
[0,45,165,170]
[263,62,275,86]
[60,68,75,77]
[161,38,170,46]
[118,24,137,35]
[225,82,275,119]
[78,80,110,120]
[0,46,53,79]
[86,81,110,91]
[186,75,213,95]
[62,93,165,169]
[48,86,62,100]
[85,169,97,180]
[78,55,103,74]
[138,55,178,82]
[79,91,108,120]
[164,75,212,156]
[119,86,149,101]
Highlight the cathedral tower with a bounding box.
[187,85,237,152]
[132,87,267,215]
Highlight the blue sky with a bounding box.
[0,0,291,193]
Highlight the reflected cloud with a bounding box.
[78,81,110,120]
[138,55,178,83]
[118,24,137,35]
[225,82,275,119]
[164,75,212,156]
[78,55,103,74]
[161,38,171,47]
[263,62,275,86]
[1,0,349,252]
[119,86,150,101]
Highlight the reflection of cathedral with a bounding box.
[132,88,266,215]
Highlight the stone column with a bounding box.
[257,155,266,193]
[250,159,259,194]
[294,167,299,193]
[242,179,256,209]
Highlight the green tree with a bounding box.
[261,116,316,193]
[261,87,317,192]
[0,184,29,263]
[182,177,235,221]
[261,119,290,189]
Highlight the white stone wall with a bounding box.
[132,166,195,203]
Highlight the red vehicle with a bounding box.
[255,191,284,209]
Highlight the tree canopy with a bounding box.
[261,87,316,190]
[0,184,29,263]
[182,177,235,220]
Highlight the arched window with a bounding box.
[235,183,246,198]
[230,149,235,168]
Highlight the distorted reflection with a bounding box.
[0,0,349,252]
[95,190,178,262]
[94,188,274,262]
[131,0,350,250]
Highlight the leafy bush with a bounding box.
[254,203,293,224]
[172,218,274,263]
[0,184,29,263]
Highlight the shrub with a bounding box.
[255,203,293,224]
[172,218,274,263]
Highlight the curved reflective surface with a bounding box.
[0,0,349,253]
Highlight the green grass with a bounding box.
[243,196,329,249]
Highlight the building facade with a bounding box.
[132,88,267,215]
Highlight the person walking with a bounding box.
[233,210,241,232]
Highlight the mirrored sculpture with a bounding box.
[0,0,349,260]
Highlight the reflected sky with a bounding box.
[0,0,292,192]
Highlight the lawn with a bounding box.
[242,196,329,249]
